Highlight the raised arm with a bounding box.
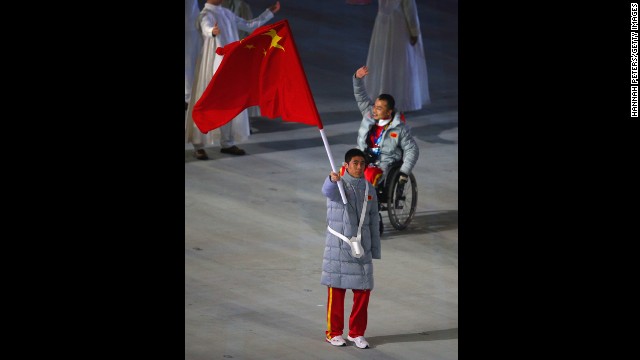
[353,66,373,116]
[235,1,279,33]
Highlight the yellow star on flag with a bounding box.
[261,29,285,51]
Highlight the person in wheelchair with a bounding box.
[352,65,419,191]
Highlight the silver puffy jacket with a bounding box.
[321,171,380,290]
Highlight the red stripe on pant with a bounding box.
[326,287,371,339]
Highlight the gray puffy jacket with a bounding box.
[321,171,380,290]
[353,75,419,176]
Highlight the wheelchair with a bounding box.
[374,162,418,234]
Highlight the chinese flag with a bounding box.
[192,19,323,134]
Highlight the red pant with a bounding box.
[325,287,371,339]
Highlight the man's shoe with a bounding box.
[347,335,370,349]
[220,145,246,155]
[194,149,209,160]
[326,335,346,346]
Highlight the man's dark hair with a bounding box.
[377,93,395,111]
[345,148,366,163]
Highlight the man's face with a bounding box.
[345,156,366,178]
[372,99,392,121]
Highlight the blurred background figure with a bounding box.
[364,0,430,113]
[222,0,254,39]
[185,0,203,110]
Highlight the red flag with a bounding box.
[192,19,323,133]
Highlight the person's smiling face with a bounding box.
[372,99,392,120]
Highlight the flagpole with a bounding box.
[278,20,348,205]
[318,128,348,204]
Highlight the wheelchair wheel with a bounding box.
[386,169,417,230]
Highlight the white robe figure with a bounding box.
[222,0,254,39]
[185,0,202,104]
[185,2,274,149]
[364,0,430,113]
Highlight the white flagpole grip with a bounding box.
[319,129,348,204]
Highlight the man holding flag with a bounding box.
[185,0,281,160]
[321,148,380,349]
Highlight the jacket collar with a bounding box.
[367,111,402,129]
[342,170,365,186]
